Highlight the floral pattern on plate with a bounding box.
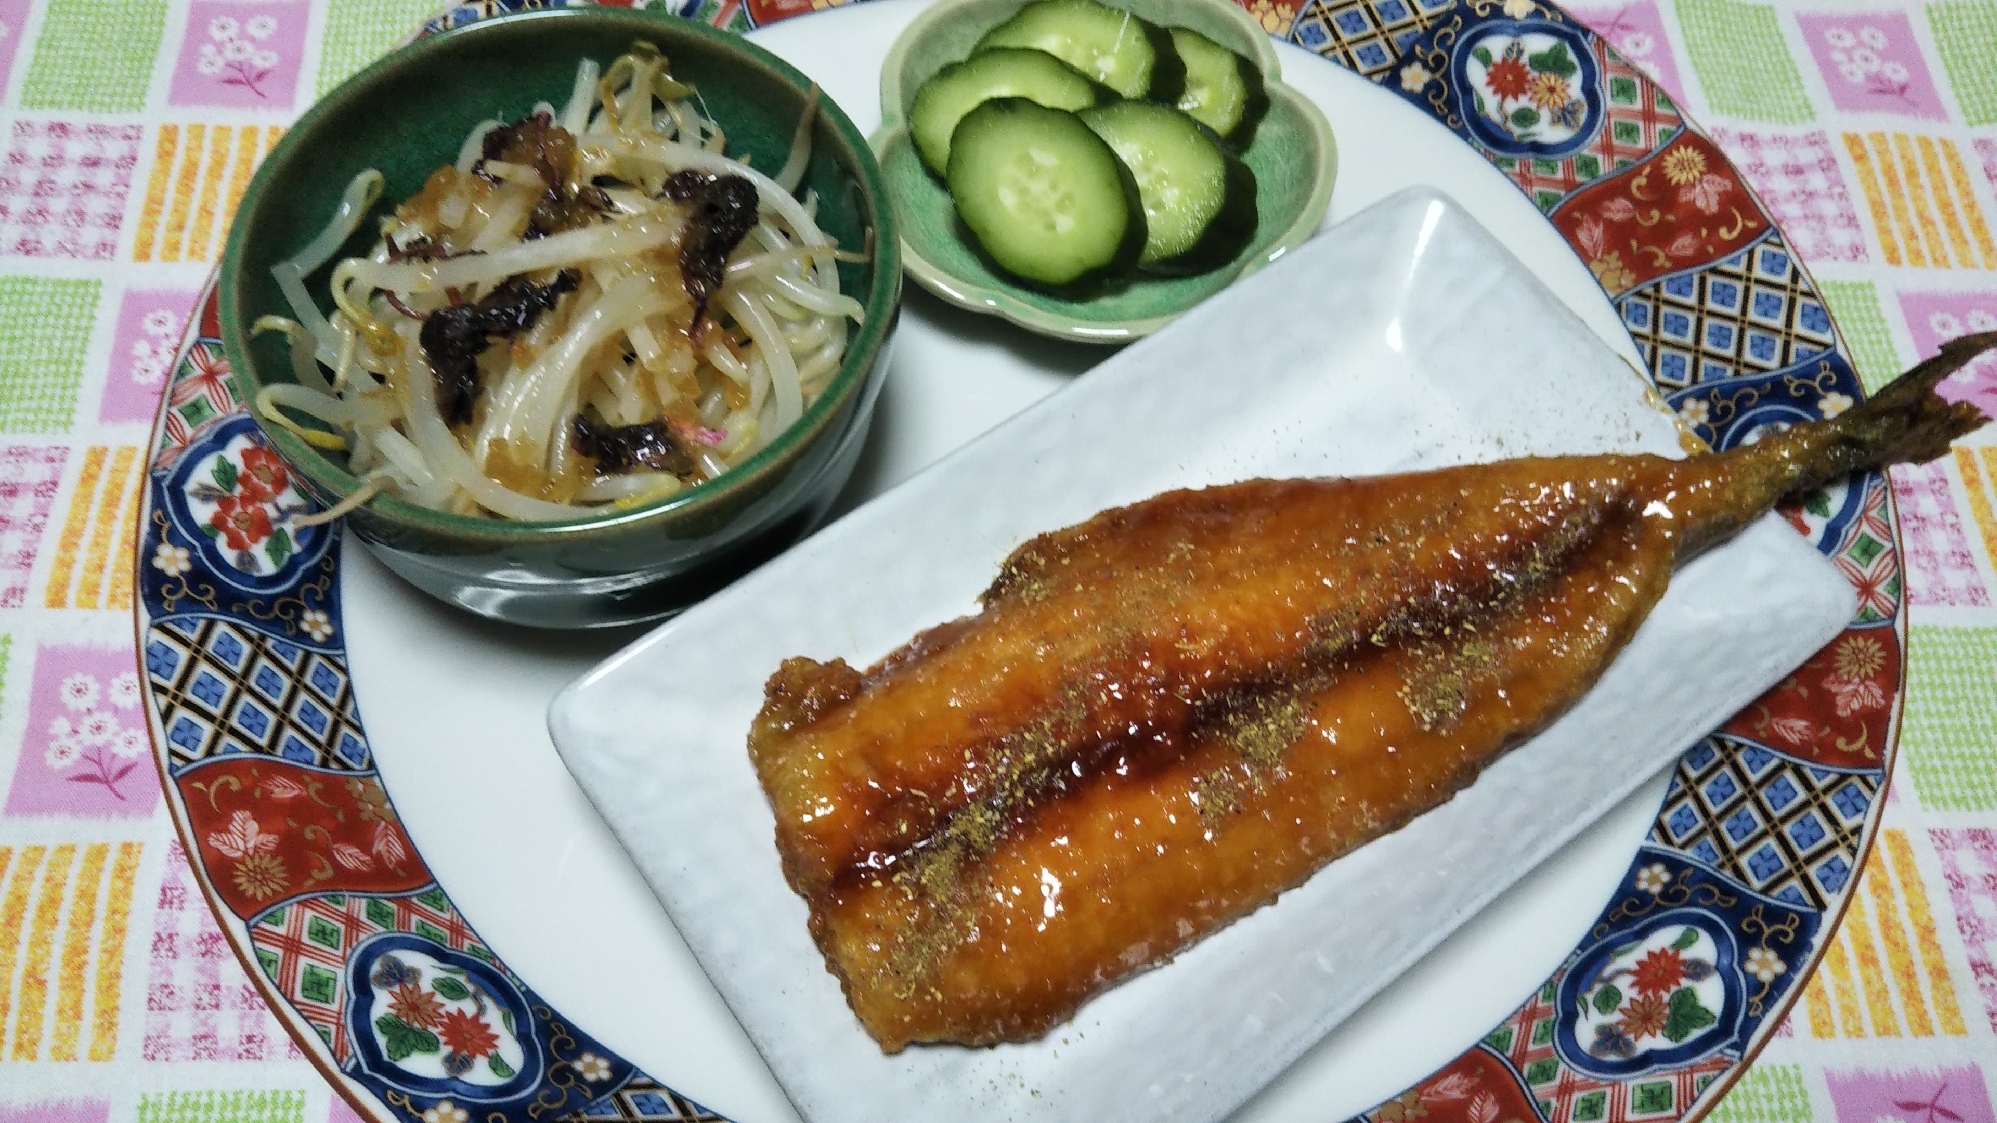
[1552,851,1813,1080]
[1553,132,1765,298]
[1460,27,1596,151]
[1567,918,1733,1064]
[151,411,337,618]
[346,937,539,1096]
[180,758,426,915]
[1393,6,1609,162]
[182,432,315,577]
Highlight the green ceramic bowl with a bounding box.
[874,0,1335,342]
[221,7,901,629]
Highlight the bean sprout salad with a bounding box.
[257,42,866,523]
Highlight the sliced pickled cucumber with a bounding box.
[1169,26,1267,145]
[910,48,1103,177]
[1079,99,1256,273]
[946,98,1144,287]
[974,0,1184,101]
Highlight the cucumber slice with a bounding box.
[1169,27,1268,146]
[947,98,1144,288]
[910,48,1103,177]
[975,0,1184,102]
[1079,99,1256,273]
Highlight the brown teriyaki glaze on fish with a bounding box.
[748,335,1996,1053]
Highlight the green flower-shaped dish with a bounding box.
[874,0,1336,342]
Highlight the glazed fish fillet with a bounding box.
[748,335,1996,1053]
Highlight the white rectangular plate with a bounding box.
[548,189,1854,1123]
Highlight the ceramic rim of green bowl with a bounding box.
[219,6,902,543]
[870,0,1333,343]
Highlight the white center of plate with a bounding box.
[345,3,1661,1120]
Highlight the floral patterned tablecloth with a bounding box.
[0,0,1993,1120]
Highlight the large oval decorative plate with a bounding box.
[136,1,1899,1121]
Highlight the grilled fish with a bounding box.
[748,335,1996,1052]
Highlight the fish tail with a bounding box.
[1814,331,1996,479]
[1744,332,1991,493]
[1670,332,1994,555]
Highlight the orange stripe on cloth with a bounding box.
[1891,133,1951,267]
[1941,139,1997,269]
[1954,447,1997,576]
[11,844,78,1060]
[160,124,207,263]
[1802,948,1838,1036]
[194,126,237,259]
[1865,133,1926,266]
[1844,133,1904,266]
[219,126,284,251]
[48,843,109,1061]
[219,127,261,251]
[42,446,106,608]
[0,847,46,1054]
[1842,888,1902,1035]
[1886,828,1968,1034]
[86,842,140,1061]
[140,125,284,262]
[1812,926,1868,1036]
[132,125,180,262]
[1916,136,1974,269]
[0,851,11,1047]
[1864,833,1935,1036]
[75,447,138,610]
[105,463,142,613]
[1871,133,1928,267]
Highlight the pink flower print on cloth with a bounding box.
[170,3,303,109]
[1796,14,1947,119]
[1567,0,1686,104]
[1899,291,1997,418]
[1825,1065,1997,1123]
[101,289,199,424]
[4,645,160,818]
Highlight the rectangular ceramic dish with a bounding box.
[547,188,1854,1123]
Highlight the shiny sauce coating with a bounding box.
[747,368,1986,1051]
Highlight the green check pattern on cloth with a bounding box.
[1705,1065,1817,1123]
[18,0,172,112]
[1676,0,1815,122]
[1926,1,1997,126]
[0,0,1993,1121]
[1904,625,1997,811]
[316,0,458,94]
[136,1090,311,1123]
[1814,281,1901,394]
[0,277,98,433]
